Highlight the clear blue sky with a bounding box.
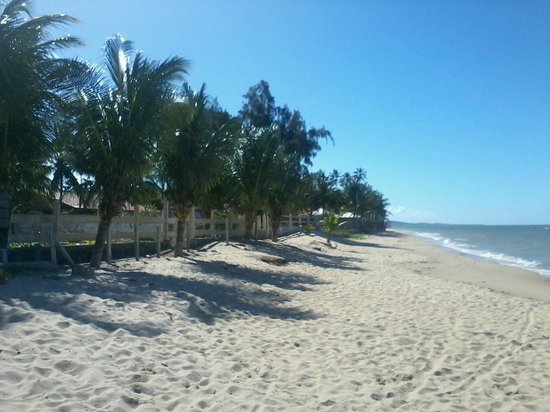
[35,0,550,224]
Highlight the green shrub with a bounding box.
[321,213,339,245]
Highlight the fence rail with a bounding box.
[1,203,387,266]
[7,204,316,246]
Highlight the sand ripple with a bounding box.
[1,232,549,410]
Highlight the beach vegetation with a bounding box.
[236,81,333,240]
[322,213,340,246]
[67,34,188,267]
[158,83,237,256]
[233,128,279,239]
[304,169,342,215]
[0,1,390,266]
[0,0,82,247]
[265,150,302,241]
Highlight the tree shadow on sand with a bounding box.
[310,232,404,249]
[0,261,321,337]
[189,258,329,292]
[226,236,366,271]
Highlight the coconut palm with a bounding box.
[159,83,237,256]
[307,169,342,215]
[265,151,302,241]
[233,129,279,239]
[50,121,80,206]
[71,35,187,267]
[341,168,368,218]
[0,0,82,247]
[322,213,339,246]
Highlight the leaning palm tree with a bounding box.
[159,83,237,256]
[71,35,187,267]
[0,0,82,248]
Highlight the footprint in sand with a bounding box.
[54,359,77,373]
[57,321,70,329]
[131,383,153,395]
[121,394,139,407]
[434,367,452,376]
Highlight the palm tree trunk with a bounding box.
[244,210,255,239]
[59,175,64,206]
[1,116,8,186]
[225,215,230,245]
[174,203,191,257]
[0,192,11,249]
[174,218,185,257]
[0,118,10,249]
[271,218,280,242]
[90,217,111,268]
[186,218,191,253]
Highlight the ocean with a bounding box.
[391,222,550,277]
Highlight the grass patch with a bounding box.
[322,228,366,240]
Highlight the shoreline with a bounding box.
[390,230,550,303]
[1,231,549,410]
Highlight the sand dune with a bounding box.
[1,231,549,411]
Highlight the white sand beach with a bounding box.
[1,231,549,411]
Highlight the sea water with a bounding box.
[391,222,550,277]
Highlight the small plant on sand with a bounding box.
[302,223,314,234]
[322,213,339,246]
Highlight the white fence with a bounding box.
[7,205,315,246]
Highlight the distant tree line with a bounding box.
[0,0,389,267]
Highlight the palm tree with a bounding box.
[265,151,302,241]
[233,128,279,239]
[159,83,237,256]
[0,0,82,247]
[341,168,368,218]
[71,35,187,267]
[307,170,341,215]
[50,121,79,206]
[322,213,339,246]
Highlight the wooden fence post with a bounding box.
[134,205,139,261]
[53,200,60,237]
[225,216,229,245]
[190,206,196,241]
[210,209,216,238]
[0,193,11,251]
[106,225,112,264]
[49,224,57,265]
[50,200,60,265]
[156,225,161,258]
[186,206,195,252]
[162,199,168,242]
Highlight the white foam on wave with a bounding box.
[411,231,549,277]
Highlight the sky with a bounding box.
[33,0,550,224]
